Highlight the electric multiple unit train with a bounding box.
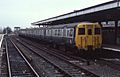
[19,22,102,52]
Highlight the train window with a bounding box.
[49,30,51,36]
[95,28,100,34]
[58,29,60,36]
[37,30,39,35]
[70,29,73,37]
[67,29,70,36]
[88,29,92,35]
[41,30,43,35]
[46,30,48,36]
[63,29,66,37]
[78,28,85,35]
[39,30,41,35]
[40,30,42,35]
[48,30,49,35]
[55,29,57,36]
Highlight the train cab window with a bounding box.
[78,28,85,35]
[95,28,100,34]
[88,29,92,35]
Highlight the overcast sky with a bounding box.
[0,0,112,30]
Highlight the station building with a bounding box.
[31,0,120,45]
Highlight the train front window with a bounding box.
[78,28,85,35]
[88,29,92,35]
[95,28,100,34]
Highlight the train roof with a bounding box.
[47,22,99,29]
[47,23,78,29]
[19,22,99,30]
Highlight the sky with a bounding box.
[0,0,112,30]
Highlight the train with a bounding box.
[19,22,102,52]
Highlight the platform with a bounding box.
[0,34,4,75]
[103,44,120,52]
[0,34,4,48]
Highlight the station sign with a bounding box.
[101,21,115,27]
[118,20,120,27]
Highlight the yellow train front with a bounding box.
[75,22,102,51]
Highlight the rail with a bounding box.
[17,37,99,77]
[5,37,39,77]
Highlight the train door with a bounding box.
[75,26,85,49]
[86,25,93,46]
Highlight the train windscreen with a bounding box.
[88,29,92,35]
[78,28,85,35]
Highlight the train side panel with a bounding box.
[93,25,102,49]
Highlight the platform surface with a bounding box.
[103,44,120,52]
[0,34,4,75]
[0,34,4,48]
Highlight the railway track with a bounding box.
[12,37,73,77]
[14,37,99,77]
[0,37,8,77]
[18,37,120,77]
[5,37,39,77]
[97,58,120,71]
[94,48,120,71]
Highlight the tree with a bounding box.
[3,27,12,34]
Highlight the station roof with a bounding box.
[14,27,20,28]
[31,0,120,26]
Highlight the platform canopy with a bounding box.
[31,0,120,26]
